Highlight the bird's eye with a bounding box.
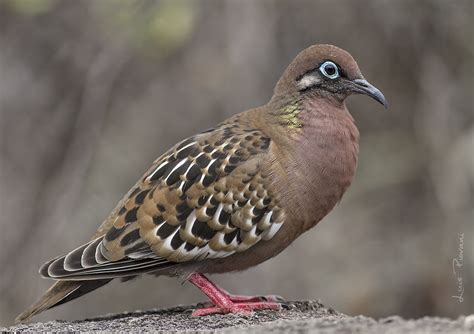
[319,61,339,79]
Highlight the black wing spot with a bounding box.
[130,187,141,197]
[182,180,194,193]
[176,201,189,213]
[153,215,165,225]
[203,145,213,153]
[176,144,197,159]
[185,242,196,251]
[207,161,218,175]
[252,207,264,217]
[202,174,218,187]
[236,229,242,243]
[186,164,201,181]
[218,210,231,224]
[176,137,196,150]
[189,147,202,157]
[171,232,185,249]
[105,226,127,242]
[206,205,218,217]
[198,195,209,206]
[166,160,191,186]
[224,165,236,174]
[210,197,219,206]
[125,207,139,223]
[176,206,193,222]
[192,220,216,240]
[157,223,178,239]
[252,211,265,224]
[211,151,227,160]
[120,229,141,247]
[149,162,169,182]
[135,189,151,205]
[196,154,210,169]
[224,229,239,244]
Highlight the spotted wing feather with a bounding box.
[43,116,285,279]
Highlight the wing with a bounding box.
[41,116,285,280]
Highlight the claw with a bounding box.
[187,273,283,317]
[192,301,281,316]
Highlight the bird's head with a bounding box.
[273,44,387,108]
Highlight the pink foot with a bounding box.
[225,293,285,303]
[192,301,280,316]
[187,273,283,316]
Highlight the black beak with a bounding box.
[352,79,388,109]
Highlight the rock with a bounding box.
[2,301,469,333]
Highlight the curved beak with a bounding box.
[352,79,388,109]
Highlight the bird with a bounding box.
[16,44,387,323]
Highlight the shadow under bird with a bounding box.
[17,44,387,323]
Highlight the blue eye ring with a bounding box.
[319,61,339,79]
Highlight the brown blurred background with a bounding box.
[0,0,472,326]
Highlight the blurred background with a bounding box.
[0,0,472,326]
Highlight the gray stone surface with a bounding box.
[3,301,473,333]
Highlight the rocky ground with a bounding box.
[3,301,473,333]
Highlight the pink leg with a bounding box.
[187,272,282,316]
[213,285,285,303]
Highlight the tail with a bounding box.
[16,233,176,323]
[15,279,111,323]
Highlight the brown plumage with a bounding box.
[17,44,386,323]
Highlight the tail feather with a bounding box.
[15,279,111,324]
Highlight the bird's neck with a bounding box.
[264,95,360,231]
[266,93,354,141]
